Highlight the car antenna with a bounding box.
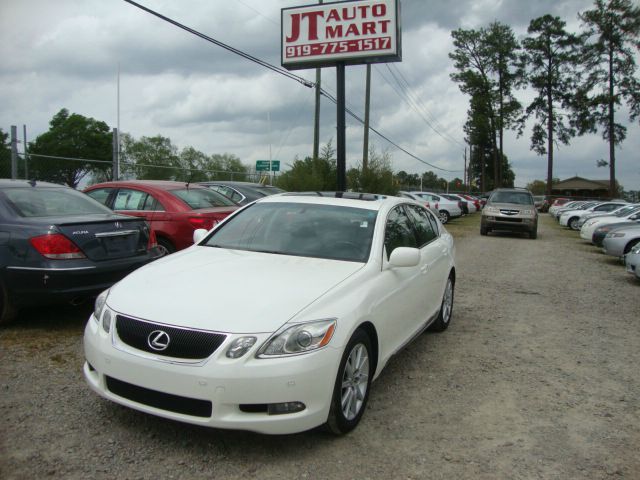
[28,179,36,187]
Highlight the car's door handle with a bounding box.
[420,264,429,274]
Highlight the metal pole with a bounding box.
[112,128,119,181]
[336,63,346,192]
[23,125,29,179]
[362,64,371,174]
[10,125,18,179]
[312,0,323,161]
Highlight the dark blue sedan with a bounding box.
[0,179,161,323]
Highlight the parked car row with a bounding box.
[397,191,482,224]
[0,179,283,322]
[550,200,640,282]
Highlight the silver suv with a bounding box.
[481,188,538,239]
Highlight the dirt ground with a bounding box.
[1,213,639,480]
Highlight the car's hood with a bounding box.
[107,246,364,333]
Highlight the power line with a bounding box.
[123,0,461,173]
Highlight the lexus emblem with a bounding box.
[148,330,170,351]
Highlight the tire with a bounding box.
[326,329,372,435]
[429,275,454,333]
[480,225,488,236]
[624,239,640,255]
[439,210,450,224]
[568,217,578,230]
[0,280,17,325]
[157,237,175,257]
[529,228,537,239]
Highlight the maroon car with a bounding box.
[85,180,239,255]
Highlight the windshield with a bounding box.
[615,205,640,217]
[3,187,113,217]
[172,188,237,209]
[490,191,533,205]
[203,202,378,262]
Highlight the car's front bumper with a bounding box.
[481,215,536,232]
[83,316,339,435]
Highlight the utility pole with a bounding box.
[23,125,28,179]
[312,0,323,161]
[336,63,346,192]
[362,64,371,174]
[112,128,119,181]
[10,126,18,179]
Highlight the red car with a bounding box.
[85,180,239,255]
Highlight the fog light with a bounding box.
[226,336,257,358]
[102,309,112,333]
[267,401,306,415]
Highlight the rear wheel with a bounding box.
[429,275,454,332]
[326,329,372,435]
[157,237,175,256]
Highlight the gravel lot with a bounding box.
[1,213,639,480]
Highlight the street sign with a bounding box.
[256,160,280,172]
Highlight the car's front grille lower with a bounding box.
[496,217,523,223]
[115,315,226,360]
[106,376,212,417]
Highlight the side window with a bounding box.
[86,188,113,206]
[142,194,165,211]
[113,189,148,211]
[384,206,418,259]
[405,205,437,246]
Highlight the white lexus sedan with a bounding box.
[84,193,456,435]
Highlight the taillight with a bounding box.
[435,202,439,209]
[29,234,86,260]
[425,201,430,208]
[188,217,217,230]
[147,229,158,250]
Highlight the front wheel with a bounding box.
[0,280,16,325]
[156,237,175,257]
[429,276,454,332]
[439,210,450,224]
[326,329,372,435]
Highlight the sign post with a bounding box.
[281,0,402,191]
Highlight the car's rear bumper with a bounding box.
[4,253,159,307]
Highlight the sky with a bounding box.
[1,0,639,190]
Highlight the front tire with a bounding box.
[157,237,175,257]
[439,210,450,224]
[429,275,454,332]
[326,329,372,435]
[568,217,578,230]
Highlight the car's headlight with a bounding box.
[631,244,640,254]
[94,289,109,322]
[93,289,114,333]
[257,319,336,357]
[609,232,626,238]
[486,207,498,213]
[523,210,533,215]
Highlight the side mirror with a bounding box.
[193,228,208,244]
[388,247,420,268]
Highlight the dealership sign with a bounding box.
[281,0,401,70]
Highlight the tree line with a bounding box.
[450,0,640,196]
[1,111,457,195]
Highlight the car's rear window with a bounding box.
[203,202,378,262]
[171,188,237,209]
[490,192,533,205]
[2,187,113,217]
